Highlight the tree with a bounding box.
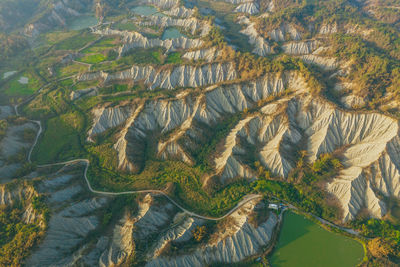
[368,237,394,258]
[192,226,207,242]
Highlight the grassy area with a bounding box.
[118,47,164,65]
[0,203,44,266]
[81,37,120,54]
[56,63,88,78]
[112,21,138,31]
[270,211,364,267]
[77,53,106,64]
[72,80,100,91]
[4,72,42,96]
[54,31,97,51]
[23,87,70,119]
[166,52,183,64]
[43,31,79,46]
[98,83,132,94]
[32,111,85,164]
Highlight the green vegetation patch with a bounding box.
[118,48,164,65]
[23,88,70,119]
[81,36,120,54]
[54,31,97,51]
[270,211,364,267]
[0,190,47,266]
[56,63,89,78]
[77,53,106,64]
[112,21,138,31]
[166,52,182,64]
[33,111,84,164]
[72,80,100,91]
[44,30,79,46]
[4,72,42,96]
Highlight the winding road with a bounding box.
[17,101,263,221]
[13,80,360,231]
[38,159,262,221]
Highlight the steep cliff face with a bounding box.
[99,213,135,267]
[182,47,222,62]
[0,182,45,229]
[282,40,320,55]
[238,16,273,56]
[235,2,260,15]
[78,62,237,90]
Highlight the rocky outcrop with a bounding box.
[88,104,136,139]
[0,184,37,206]
[133,194,176,239]
[224,0,249,4]
[78,62,237,91]
[327,167,387,221]
[0,183,44,228]
[340,95,366,109]
[164,6,194,18]
[282,40,320,55]
[268,24,302,42]
[291,97,398,221]
[301,55,338,71]
[70,87,98,100]
[239,16,273,56]
[235,2,260,15]
[93,28,204,55]
[182,47,221,62]
[142,0,179,9]
[149,216,202,258]
[139,16,211,36]
[319,23,338,34]
[99,213,135,267]
[146,199,278,267]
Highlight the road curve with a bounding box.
[38,159,262,221]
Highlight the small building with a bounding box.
[268,203,279,210]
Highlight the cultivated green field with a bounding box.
[270,211,364,267]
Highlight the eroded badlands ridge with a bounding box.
[0,164,276,267]
[86,66,399,222]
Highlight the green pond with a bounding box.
[131,5,165,16]
[68,15,98,30]
[161,28,186,40]
[270,211,364,267]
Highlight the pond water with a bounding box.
[68,15,98,30]
[161,28,186,40]
[270,211,364,267]
[132,5,165,17]
[2,71,17,79]
[17,77,29,84]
